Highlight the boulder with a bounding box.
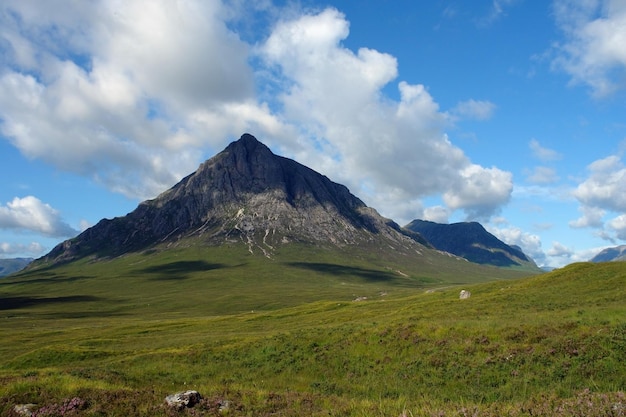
[459,289,471,299]
[165,390,202,409]
[13,404,37,416]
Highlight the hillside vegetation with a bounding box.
[0,256,624,416]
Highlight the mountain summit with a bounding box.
[36,134,428,266]
[405,219,537,269]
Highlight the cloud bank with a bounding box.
[0,1,513,228]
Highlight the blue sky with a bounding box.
[1,0,626,268]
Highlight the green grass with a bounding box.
[0,252,624,416]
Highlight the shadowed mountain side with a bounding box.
[405,219,538,269]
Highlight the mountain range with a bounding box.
[29,134,537,276]
[33,134,431,267]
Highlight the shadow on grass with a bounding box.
[0,275,95,286]
[0,295,103,310]
[287,262,398,282]
[139,260,225,280]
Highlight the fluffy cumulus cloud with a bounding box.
[490,225,545,266]
[0,1,513,232]
[0,196,77,237]
[573,155,626,212]
[259,8,512,222]
[571,154,626,241]
[552,0,626,96]
[0,0,283,200]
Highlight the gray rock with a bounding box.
[165,390,202,409]
[13,404,37,416]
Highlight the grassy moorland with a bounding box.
[0,246,624,416]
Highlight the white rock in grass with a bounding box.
[165,390,202,409]
[459,289,471,299]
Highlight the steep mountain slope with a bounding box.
[405,219,538,269]
[590,245,626,262]
[33,134,429,267]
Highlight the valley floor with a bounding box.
[1,262,625,416]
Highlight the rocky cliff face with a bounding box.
[37,134,428,265]
[405,219,536,268]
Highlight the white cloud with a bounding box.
[442,164,513,220]
[569,153,626,241]
[0,196,77,237]
[552,0,626,96]
[572,155,626,213]
[0,2,514,227]
[0,241,45,257]
[547,241,574,257]
[529,139,562,161]
[423,206,451,224]
[0,0,281,200]
[569,205,606,228]
[607,214,626,240]
[489,225,544,265]
[260,8,513,222]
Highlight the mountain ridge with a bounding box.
[405,219,537,269]
[33,134,430,268]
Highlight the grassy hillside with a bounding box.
[3,241,533,317]
[0,253,624,416]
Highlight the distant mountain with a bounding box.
[32,134,431,268]
[405,219,538,269]
[0,258,33,277]
[590,245,626,263]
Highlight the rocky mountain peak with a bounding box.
[36,134,428,266]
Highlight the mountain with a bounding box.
[405,219,537,269]
[0,257,33,277]
[590,245,626,262]
[33,134,431,268]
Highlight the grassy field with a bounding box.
[0,246,624,416]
